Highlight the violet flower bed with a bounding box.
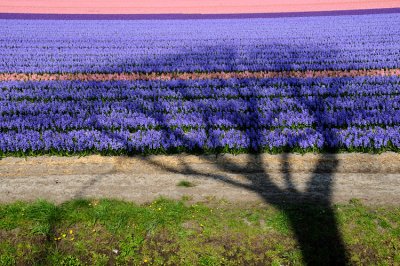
[1,76,400,155]
[1,13,400,156]
[1,13,400,73]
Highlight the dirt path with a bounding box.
[1,69,399,82]
[1,153,400,205]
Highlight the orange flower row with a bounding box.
[1,69,399,82]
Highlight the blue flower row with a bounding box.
[1,76,400,100]
[1,76,400,154]
[1,13,399,73]
[1,126,399,154]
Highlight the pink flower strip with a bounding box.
[1,69,399,82]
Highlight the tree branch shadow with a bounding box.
[73,43,350,264]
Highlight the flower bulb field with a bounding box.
[1,13,400,156]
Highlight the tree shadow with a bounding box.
[73,43,350,264]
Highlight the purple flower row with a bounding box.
[1,126,399,153]
[1,75,400,153]
[1,77,400,131]
[2,76,399,100]
[1,109,400,132]
[2,93,400,117]
[1,13,400,73]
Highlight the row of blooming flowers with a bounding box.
[1,76,399,155]
[1,13,400,155]
[1,14,400,73]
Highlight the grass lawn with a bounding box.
[0,197,399,265]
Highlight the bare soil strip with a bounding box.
[1,68,399,82]
[1,153,400,204]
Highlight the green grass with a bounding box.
[177,180,196,187]
[0,198,399,265]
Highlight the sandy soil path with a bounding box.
[1,153,400,205]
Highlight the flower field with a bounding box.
[1,14,400,73]
[1,13,400,155]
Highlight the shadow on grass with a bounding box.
[76,43,349,264]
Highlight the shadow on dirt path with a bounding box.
[74,43,350,264]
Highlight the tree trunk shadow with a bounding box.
[74,43,350,264]
[141,150,348,264]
